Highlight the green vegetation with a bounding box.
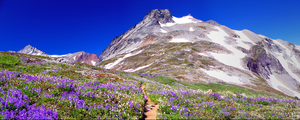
[252,45,265,59]
[200,59,213,66]
[0,54,19,67]
[1,50,298,119]
[146,75,288,99]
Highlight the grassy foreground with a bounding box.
[0,52,299,119]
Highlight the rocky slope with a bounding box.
[97,9,300,98]
[51,51,98,66]
[17,45,48,56]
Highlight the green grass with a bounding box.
[0,54,19,67]
[147,75,288,99]
[149,76,177,86]
[200,60,213,66]
[1,52,299,119]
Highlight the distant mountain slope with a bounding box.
[17,45,48,56]
[50,51,98,66]
[16,45,98,66]
[97,9,300,97]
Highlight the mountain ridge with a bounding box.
[15,44,98,66]
[97,9,300,98]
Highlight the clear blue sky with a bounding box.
[1,0,300,55]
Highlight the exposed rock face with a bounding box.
[246,45,287,79]
[143,9,174,24]
[206,20,220,26]
[51,51,98,66]
[70,51,98,66]
[17,45,48,56]
[97,9,174,63]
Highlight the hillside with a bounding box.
[0,51,300,119]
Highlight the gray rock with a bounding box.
[17,44,48,56]
[246,45,287,79]
[143,9,174,24]
[97,9,174,63]
[206,20,220,26]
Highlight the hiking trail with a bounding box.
[140,85,159,120]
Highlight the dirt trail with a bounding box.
[140,85,159,120]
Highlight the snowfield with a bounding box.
[234,30,255,45]
[48,55,67,58]
[169,38,191,42]
[206,27,247,70]
[201,68,244,85]
[123,63,153,72]
[234,30,253,50]
[269,75,300,98]
[160,15,199,27]
[273,40,300,81]
[105,50,143,69]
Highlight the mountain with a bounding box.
[17,44,48,56]
[50,51,98,66]
[17,45,98,66]
[97,9,300,97]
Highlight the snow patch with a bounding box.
[160,29,167,33]
[273,40,300,82]
[274,40,300,67]
[201,68,244,84]
[104,50,143,69]
[124,63,153,72]
[91,60,96,66]
[271,40,300,81]
[169,38,191,43]
[173,16,197,24]
[189,27,194,32]
[233,30,253,50]
[269,75,300,98]
[160,15,198,27]
[198,53,209,57]
[207,27,247,70]
[295,45,300,50]
[49,55,67,57]
[160,22,176,27]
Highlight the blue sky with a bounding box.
[1,0,300,55]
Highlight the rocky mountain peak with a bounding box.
[24,44,33,48]
[17,44,48,56]
[143,9,174,24]
[206,20,220,26]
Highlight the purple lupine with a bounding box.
[0,89,57,119]
[104,104,110,110]
[115,103,118,111]
[128,100,133,109]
